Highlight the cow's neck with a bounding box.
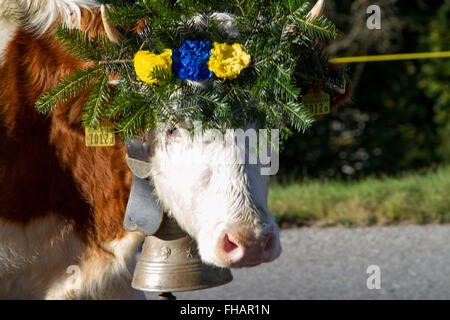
[0,15,131,246]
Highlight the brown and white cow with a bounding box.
[0,0,284,299]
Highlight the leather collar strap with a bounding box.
[123,139,163,235]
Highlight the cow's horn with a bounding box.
[101,4,123,44]
[306,0,325,22]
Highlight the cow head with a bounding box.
[99,0,337,268]
[98,5,289,268]
[99,0,331,268]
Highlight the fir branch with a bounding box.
[291,15,338,40]
[116,102,149,138]
[276,99,313,132]
[274,77,298,100]
[36,67,103,114]
[262,1,337,40]
[103,2,149,26]
[55,24,114,61]
[82,74,111,128]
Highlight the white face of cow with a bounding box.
[147,126,282,268]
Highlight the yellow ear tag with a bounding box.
[85,126,115,147]
[302,87,330,115]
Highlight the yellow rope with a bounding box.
[330,51,450,64]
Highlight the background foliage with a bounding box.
[278,0,449,179]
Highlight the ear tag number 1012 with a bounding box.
[85,126,115,147]
[302,88,330,115]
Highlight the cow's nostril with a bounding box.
[223,233,239,253]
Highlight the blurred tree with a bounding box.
[278,0,449,179]
[417,2,450,160]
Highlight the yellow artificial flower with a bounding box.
[207,42,251,80]
[134,49,173,84]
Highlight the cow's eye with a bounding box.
[167,127,182,139]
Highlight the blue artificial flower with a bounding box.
[172,40,214,81]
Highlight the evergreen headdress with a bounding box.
[36,0,347,140]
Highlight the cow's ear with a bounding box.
[328,62,352,111]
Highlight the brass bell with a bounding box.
[132,214,233,294]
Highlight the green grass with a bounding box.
[269,165,450,228]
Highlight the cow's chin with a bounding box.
[192,225,229,268]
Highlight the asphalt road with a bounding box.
[146,225,450,300]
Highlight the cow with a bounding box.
[0,0,283,299]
